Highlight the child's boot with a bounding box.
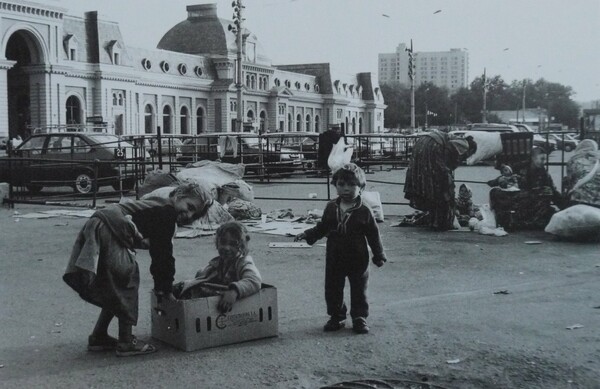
[323,317,345,332]
[352,317,369,334]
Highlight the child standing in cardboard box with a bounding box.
[178,221,262,313]
[296,163,386,334]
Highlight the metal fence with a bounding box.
[1,130,576,208]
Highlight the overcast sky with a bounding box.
[56,0,600,102]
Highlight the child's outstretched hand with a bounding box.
[294,232,307,242]
[218,289,239,313]
[372,256,386,268]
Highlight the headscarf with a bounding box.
[449,138,469,155]
[458,183,473,201]
[574,139,598,155]
[500,164,513,175]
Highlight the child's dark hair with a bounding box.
[331,163,367,189]
[215,221,250,257]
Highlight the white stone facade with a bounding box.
[0,2,386,139]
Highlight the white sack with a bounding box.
[327,140,353,173]
[545,204,600,241]
[362,191,384,222]
[177,161,254,201]
[464,131,503,165]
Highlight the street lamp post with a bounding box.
[405,39,416,130]
[482,68,488,123]
[229,0,245,132]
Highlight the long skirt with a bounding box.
[490,188,555,230]
[63,218,140,325]
[404,136,455,230]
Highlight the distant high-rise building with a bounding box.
[378,43,469,92]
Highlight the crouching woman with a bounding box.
[63,183,212,356]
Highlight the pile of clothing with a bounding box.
[139,161,262,230]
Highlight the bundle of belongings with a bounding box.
[139,161,262,231]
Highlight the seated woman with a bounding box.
[489,148,564,230]
[563,139,600,208]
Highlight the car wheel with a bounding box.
[25,185,43,194]
[564,144,574,152]
[74,172,96,194]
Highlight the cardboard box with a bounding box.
[151,284,278,351]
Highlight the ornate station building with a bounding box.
[0,1,386,139]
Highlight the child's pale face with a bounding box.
[217,233,241,259]
[501,167,511,176]
[459,186,470,197]
[335,180,360,202]
[173,196,206,225]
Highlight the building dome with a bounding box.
[157,3,270,65]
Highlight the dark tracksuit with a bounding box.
[304,197,386,321]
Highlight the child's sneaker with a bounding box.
[352,317,369,334]
[323,318,345,332]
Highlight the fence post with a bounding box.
[6,140,13,208]
[92,159,98,209]
[157,126,163,170]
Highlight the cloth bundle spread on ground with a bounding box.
[327,139,353,172]
[177,160,251,200]
[362,191,384,222]
[545,204,600,241]
[138,170,180,197]
[225,199,262,220]
[463,131,503,165]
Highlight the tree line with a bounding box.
[381,75,581,130]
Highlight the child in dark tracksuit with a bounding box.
[296,163,386,334]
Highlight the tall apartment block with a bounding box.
[378,43,469,92]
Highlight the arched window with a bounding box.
[144,104,154,134]
[296,114,302,132]
[251,75,256,90]
[66,95,82,125]
[112,93,118,106]
[352,117,356,134]
[305,114,311,132]
[196,107,204,134]
[162,105,172,134]
[259,111,266,133]
[180,106,189,134]
[247,110,254,122]
[288,113,292,132]
[359,117,363,134]
[315,115,320,132]
[246,74,251,87]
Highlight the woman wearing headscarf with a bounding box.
[404,130,476,231]
[563,139,600,207]
[490,147,564,230]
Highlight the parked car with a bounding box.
[122,136,183,159]
[263,132,319,162]
[0,132,143,194]
[177,132,304,174]
[548,133,578,152]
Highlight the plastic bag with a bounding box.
[327,140,353,173]
[362,191,384,222]
[226,199,262,220]
[464,131,503,165]
[545,204,600,241]
[478,204,497,229]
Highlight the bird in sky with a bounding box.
[433,10,442,14]
[503,48,509,51]
[382,14,390,17]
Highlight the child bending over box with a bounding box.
[178,221,262,313]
